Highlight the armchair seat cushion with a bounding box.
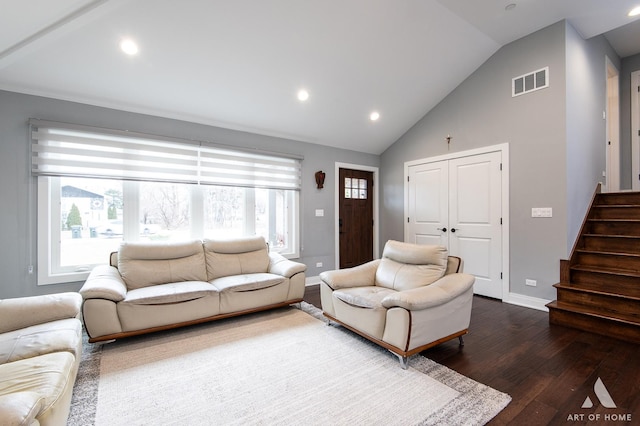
[0,318,81,365]
[0,391,44,426]
[333,286,396,309]
[0,352,76,422]
[211,273,285,292]
[122,281,218,305]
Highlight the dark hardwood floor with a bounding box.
[303,285,640,425]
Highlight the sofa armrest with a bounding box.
[0,392,44,426]
[268,252,307,278]
[79,265,127,302]
[381,273,475,310]
[319,259,381,290]
[0,292,82,334]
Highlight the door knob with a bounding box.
[437,227,447,232]
[451,228,457,233]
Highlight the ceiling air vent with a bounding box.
[512,67,548,97]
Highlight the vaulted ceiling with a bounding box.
[1,0,639,154]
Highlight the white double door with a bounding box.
[406,151,503,299]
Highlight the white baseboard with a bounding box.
[305,276,321,286]
[503,292,551,312]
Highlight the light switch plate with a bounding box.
[532,207,552,218]
[315,209,324,217]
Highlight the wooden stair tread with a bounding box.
[553,282,640,302]
[547,301,640,326]
[553,187,640,343]
[593,204,640,208]
[583,233,640,239]
[587,218,640,223]
[570,264,640,277]
[575,249,640,257]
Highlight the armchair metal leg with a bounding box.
[390,351,409,369]
[459,335,465,346]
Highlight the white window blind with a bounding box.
[30,119,302,190]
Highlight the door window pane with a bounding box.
[344,176,367,199]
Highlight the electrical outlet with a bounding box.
[525,279,537,287]
[316,262,323,268]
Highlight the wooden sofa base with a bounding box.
[87,298,303,343]
[323,312,468,358]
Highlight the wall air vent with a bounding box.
[512,67,549,97]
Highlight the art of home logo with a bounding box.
[566,377,632,422]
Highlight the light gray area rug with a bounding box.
[69,303,510,425]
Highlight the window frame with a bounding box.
[38,177,300,285]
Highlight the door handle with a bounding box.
[437,227,447,232]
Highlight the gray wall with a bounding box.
[565,24,620,251]
[1,20,625,302]
[0,90,378,298]
[380,21,615,301]
[620,52,640,189]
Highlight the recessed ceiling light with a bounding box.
[370,111,380,121]
[120,38,139,56]
[629,6,640,17]
[297,89,309,102]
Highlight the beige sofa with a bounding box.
[80,236,307,342]
[0,292,83,426]
[320,240,475,368]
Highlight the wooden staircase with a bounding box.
[547,186,640,343]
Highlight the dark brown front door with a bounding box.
[339,168,374,269]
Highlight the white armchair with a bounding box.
[319,240,475,368]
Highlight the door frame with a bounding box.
[632,70,640,191]
[404,143,510,300]
[605,56,620,192]
[334,162,380,269]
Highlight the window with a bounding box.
[33,120,301,285]
[344,177,368,199]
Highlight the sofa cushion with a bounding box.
[382,241,448,265]
[375,241,448,291]
[0,293,81,335]
[0,352,75,420]
[211,273,285,292]
[333,286,397,309]
[122,281,218,305]
[0,318,82,365]
[0,391,44,426]
[118,240,207,290]
[204,237,270,280]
